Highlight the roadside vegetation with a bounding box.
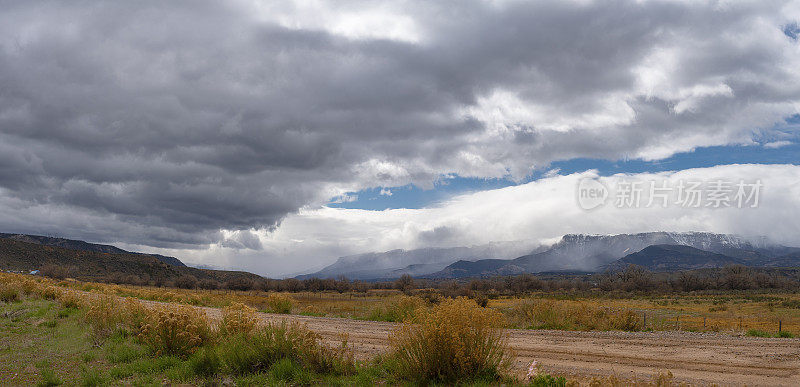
[2,271,786,385]
[0,273,557,386]
[12,265,800,336]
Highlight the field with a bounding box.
[31,274,800,335]
[2,272,800,385]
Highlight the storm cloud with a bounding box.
[1,0,799,250]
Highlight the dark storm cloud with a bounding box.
[0,0,798,248]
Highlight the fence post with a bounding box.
[703,317,706,328]
[779,320,782,333]
[643,312,646,329]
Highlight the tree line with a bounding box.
[40,263,800,295]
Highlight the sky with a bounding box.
[0,0,799,277]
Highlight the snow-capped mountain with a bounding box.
[431,232,799,278]
[297,232,800,280]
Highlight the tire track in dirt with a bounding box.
[143,300,800,386]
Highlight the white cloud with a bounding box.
[763,140,794,149]
[249,0,424,43]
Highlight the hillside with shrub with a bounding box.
[0,238,261,288]
[0,233,185,267]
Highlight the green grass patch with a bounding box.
[529,373,570,386]
[189,346,221,377]
[78,367,106,387]
[36,365,62,387]
[746,329,796,338]
[746,329,771,337]
[57,308,77,319]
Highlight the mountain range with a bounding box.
[3,231,799,283]
[298,241,541,280]
[301,232,800,280]
[432,232,800,278]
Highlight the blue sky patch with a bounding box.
[330,118,800,210]
[784,22,799,40]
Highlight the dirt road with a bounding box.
[182,305,800,386]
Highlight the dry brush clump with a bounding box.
[265,293,293,314]
[39,285,61,300]
[220,302,258,335]
[139,304,214,356]
[57,289,85,309]
[0,276,39,297]
[0,282,19,303]
[83,295,149,340]
[390,296,512,382]
[0,274,48,300]
[218,322,354,376]
[507,299,642,332]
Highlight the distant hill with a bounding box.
[763,252,800,267]
[429,232,800,278]
[298,241,539,280]
[0,233,185,267]
[605,245,744,271]
[0,238,261,285]
[431,259,520,279]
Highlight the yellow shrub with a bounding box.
[58,290,85,309]
[0,282,19,303]
[83,296,148,339]
[265,293,293,314]
[19,279,37,295]
[84,295,125,339]
[139,304,213,356]
[390,297,511,382]
[220,302,258,335]
[121,298,149,332]
[40,285,60,300]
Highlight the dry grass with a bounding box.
[390,297,512,382]
[493,293,800,334]
[368,295,428,322]
[506,299,642,331]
